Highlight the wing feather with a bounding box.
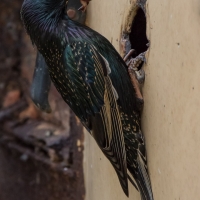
[53,42,129,195]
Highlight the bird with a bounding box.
[21,0,154,199]
[30,0,89,113]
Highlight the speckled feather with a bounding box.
[21,0,153,199]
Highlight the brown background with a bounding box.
[0,0,85,199]
[84,0,200,200]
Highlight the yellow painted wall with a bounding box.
[84,0,200,199]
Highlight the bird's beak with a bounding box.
[78,5,85,11]
[78,0,91,12]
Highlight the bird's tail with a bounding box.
[128,153,154,200]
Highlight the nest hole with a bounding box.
[129,8,148,57]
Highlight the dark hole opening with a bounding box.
[129,8,148,57]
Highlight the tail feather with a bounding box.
[128,174,138,191]
[137,154,154,200]
[128,154,154,200]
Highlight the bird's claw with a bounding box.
[123,51,146,109]
[134,68,145,84]
[127,52,146,84]
[127,52,146,70]
[124,49,135,62]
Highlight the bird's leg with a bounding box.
[124,49,135,63]
[127,64,143,105]
[126,52,146,111]
[121,32,146,85]
[78,0,91,12]
[127,52,146,85]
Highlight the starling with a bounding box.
[21,0,154,199]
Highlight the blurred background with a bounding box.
[0,0,85,199]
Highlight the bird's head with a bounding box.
[21,0,66,44]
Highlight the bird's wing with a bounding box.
[57,42,129,195]
[62,42,105,126]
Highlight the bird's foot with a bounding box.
[124,49,135,62]
[121,33,146,111]
[78,0,91,12]
[127,66,144,108]
[124,52,147,111]
[127,52,146,84]
[121,32,146,84]
[134,68,145,85]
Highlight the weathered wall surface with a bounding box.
[84,0,200,200]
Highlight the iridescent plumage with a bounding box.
[21,0,154,199]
